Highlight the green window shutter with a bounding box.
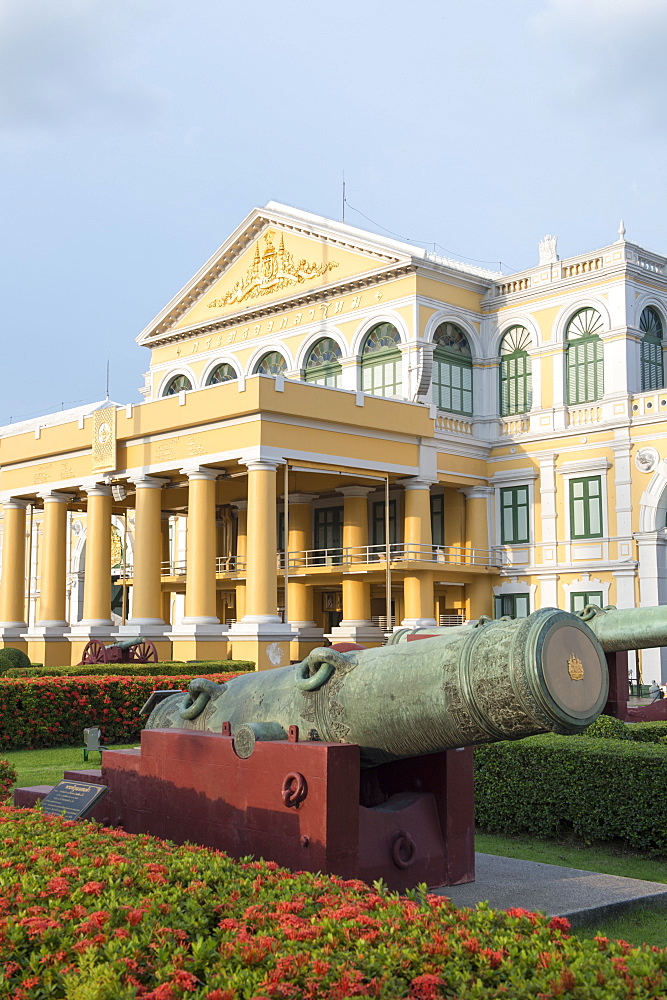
[430,494,444,547]
[565,307,604,405]
[499,326,532,417]
[570,592,603,613]
[494,594,530,619]
[372,500,397,545]
[570,477,603,539]
[567,338,603,405]
[361,353,401,397]
[641,337,664,391]
[434,358,472,415]
[500,486,529,544]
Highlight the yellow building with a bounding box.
[1,205,666,680]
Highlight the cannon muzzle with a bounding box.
[146,608,608,766]
[575,604,667,652]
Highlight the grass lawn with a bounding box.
[4,743,138,790]
[477,830,667,948]
[476,830,667,885]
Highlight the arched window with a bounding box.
[206,363,237,386]
[163,374,192,396]
[360,322,402,397]
[254,351,287,376]
[640,306,664,391]
[432,322,472,415]
[566,308,604,405]
[499,326,532,416]
[304,338,342,387]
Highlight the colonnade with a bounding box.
[0,462,494,666]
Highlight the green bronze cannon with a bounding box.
[390,603,667,653]
[146,608,609,766]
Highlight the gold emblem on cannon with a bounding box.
[567,654,585,681]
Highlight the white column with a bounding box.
[635,531,667,684]
[538,454,558,565]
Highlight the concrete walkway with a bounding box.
[433,853,667,927]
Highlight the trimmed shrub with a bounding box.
[2,805,667,999]
[581,717,667,744]
[5,659,254,679]
[626,721,667,743]
[475,735,667,852]
[0,673,240,751]
[0,646,32,673]
[0,759,17,800]
[582,714,632,739]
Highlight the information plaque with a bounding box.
[40,780,109,820]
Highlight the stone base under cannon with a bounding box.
[14,728,475,891]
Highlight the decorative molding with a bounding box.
[207,230,339,309]
[635,447,659,473]
[558,457,612,475]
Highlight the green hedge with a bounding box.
[475,735,667,852]
[0,673,239,751]
[2,805,666,999]
[583,716,667,743]
[0,759,16,800]
[626,720,667,742]
[4,659,254,678]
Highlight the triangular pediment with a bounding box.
[137,203,413,345]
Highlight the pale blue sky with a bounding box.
[1,0,666,424]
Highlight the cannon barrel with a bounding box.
[146,608,608,766]
[576,604,667,652]
[390,604,667,654]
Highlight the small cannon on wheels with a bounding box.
[79,636,158,666]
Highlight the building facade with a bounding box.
[1,204,667,678]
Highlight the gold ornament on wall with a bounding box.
[111,525,123,569]
[208,230,339,308]
[92,406,117,474]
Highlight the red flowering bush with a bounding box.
[0,674,240,751]
[0,806,666,998]
[0,760,16,801]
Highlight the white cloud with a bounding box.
[0,0,166,134]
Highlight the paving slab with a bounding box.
[433,853,667,927]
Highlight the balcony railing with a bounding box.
[280,543,497,570]
[120,544,497,580]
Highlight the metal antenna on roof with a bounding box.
[342,172,346,223]
[105,359,110,400]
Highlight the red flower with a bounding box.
[45,877,70,896]
[548,915,571,933]
[480,947,504,968]
[409,974,445,1000]
[80,881,104,895]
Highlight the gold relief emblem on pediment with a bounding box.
[208,230,339,309]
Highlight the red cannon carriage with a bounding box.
[79,637,158,666]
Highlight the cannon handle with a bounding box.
[294,647,350,691]
[180,677,227,720]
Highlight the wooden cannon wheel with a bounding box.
[128,640,159,664]
[80,639,108,665]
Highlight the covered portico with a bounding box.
[0,379,496,668]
